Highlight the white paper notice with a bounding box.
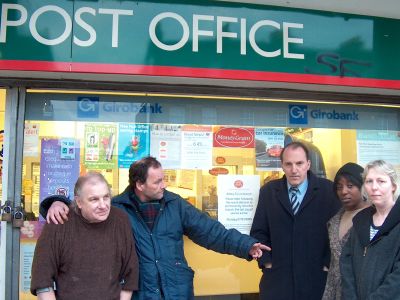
[357,130,400,166]
[20,243,35,292]
[218,175,260,234]
[150,124,182,169]
[23,123,40,157]
[181,126,213,169]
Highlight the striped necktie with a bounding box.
[289,187,300,214]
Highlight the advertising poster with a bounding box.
[60,138,77,160]
[19,221,45,297]
[181,125,213,169]
[357,130,400,167]
[150,124,182,169]
[217,175,260,234]
[118,123,150,168]
[84,123,117,169]
[255,128,284,170]
[39,138,80,206]
[213,127,255,148]
[23,123,40,157]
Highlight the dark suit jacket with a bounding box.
[250,171,341,300]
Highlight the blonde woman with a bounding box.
[340,160,400,300]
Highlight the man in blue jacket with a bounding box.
[42,156,270,299]
[250,142,341,300]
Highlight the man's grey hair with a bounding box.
[74,172,111,198]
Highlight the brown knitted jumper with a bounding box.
[30,206,138,300]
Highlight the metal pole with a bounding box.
[1,87,25,300]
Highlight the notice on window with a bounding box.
[23,123,40,157]
[357,130,400,166]
[150,124,182,169]
[60,138,77,160]
[213,127,255,148]
[118,123,150,168]
[181,125,213,169]
[40,139,80,206]
[217,175,260,234]
[255,128,284,170]
[20,221,45,293]
[84,123,117,169]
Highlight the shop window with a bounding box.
[18,90,400,299]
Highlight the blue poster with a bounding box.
[255,128,284,170]
[118,123,150,168]
[39,138,80,209]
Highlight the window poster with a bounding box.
[32,164,41,217]
[181,125,213,169]
[150,124,182,169]
[217,175,260,234]
[118,123,150,168]
[255,128,284,170]
[19,221,45,296]
[23,123,40,157]
[213,127,255,148]
[60,138,77,160]
[84,123,117,169]
[39,138,80,207]
[356,130,400,167]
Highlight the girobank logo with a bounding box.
[77,97,164,118]
[310,109,359,120]
[102,102,162,114]
[77,97,99,118]
[289,105,308,124]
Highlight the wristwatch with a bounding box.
[36,287,52,294]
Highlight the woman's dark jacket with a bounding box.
[340,199,400,300]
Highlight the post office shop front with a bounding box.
[0,1,400,299]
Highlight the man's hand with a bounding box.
[120,289,133,300]
[249,242,271,259]
[47,201,69,224]
[37,289,56,300]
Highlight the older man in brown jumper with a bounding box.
[30,172,139,300]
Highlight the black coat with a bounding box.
[340,200,400,300]
[250,171,340,300]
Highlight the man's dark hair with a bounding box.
[280,141,310,162]
[129,156,162,189]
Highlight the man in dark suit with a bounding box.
[251,141,341,300]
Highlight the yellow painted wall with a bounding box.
[309,129,342,180]
[294,128,358,180]
[340,130,358,164]
[185,237,261,295]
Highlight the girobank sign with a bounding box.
[311,109,358,120]
[289,105,359,125]
[0,0,400,89]
[77,97,162,118]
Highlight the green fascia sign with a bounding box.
[0,0,399,89]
